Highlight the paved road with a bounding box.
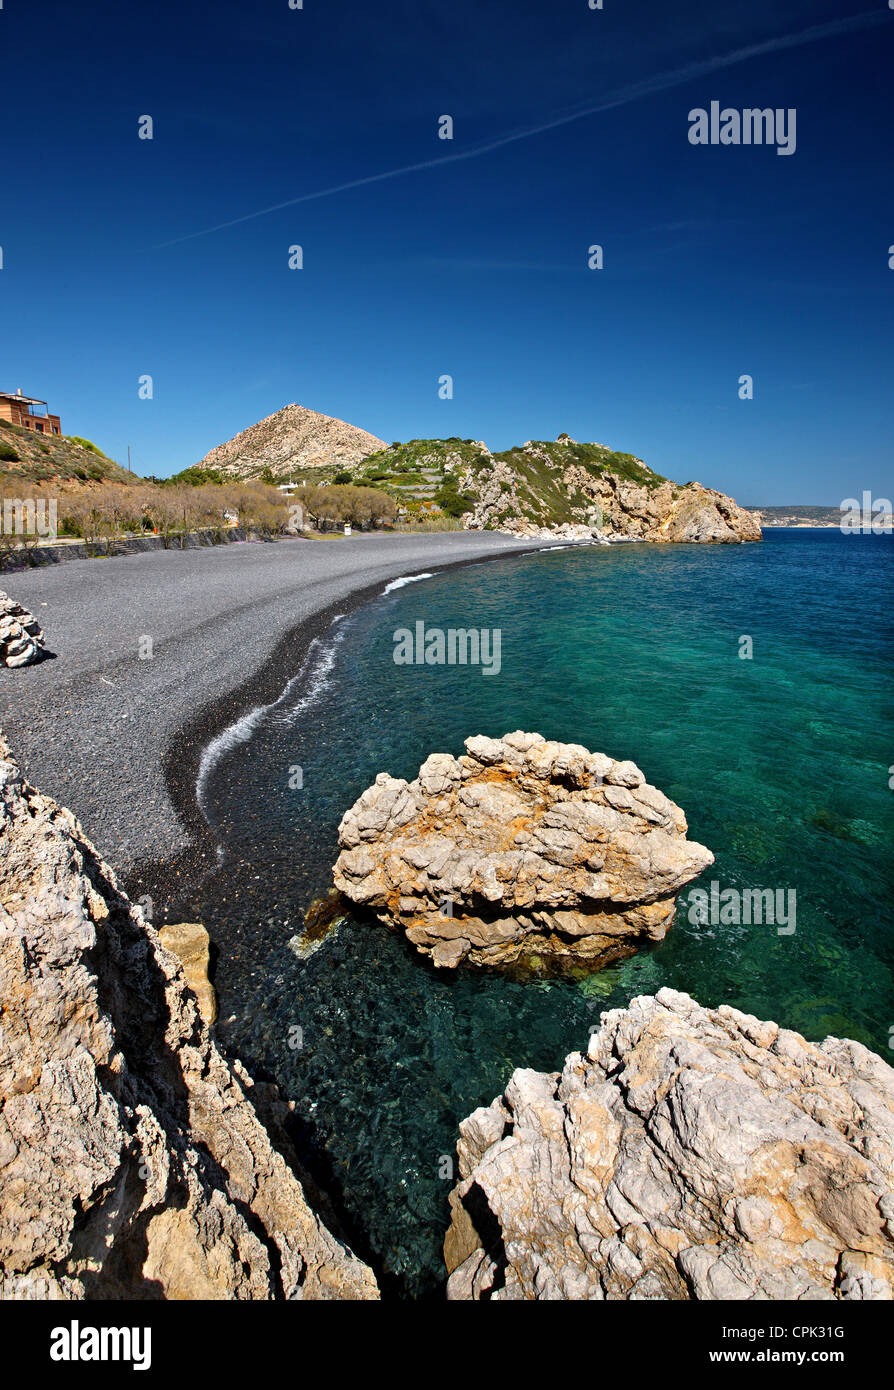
[0,532,548,874]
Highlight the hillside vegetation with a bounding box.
[344,433,668,526]
[0,419,133,484]
[344,433,758,542]
[0,409,759,547]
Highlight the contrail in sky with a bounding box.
[156,9,885,249]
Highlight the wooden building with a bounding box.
[0,389,62,436]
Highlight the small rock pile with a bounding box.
[0,592,44,668]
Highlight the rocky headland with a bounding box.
[352,434,762,542]
[0,734,378,1299]
[334,732,714,973]
[456,439,762,542]
[445,989,894,1300]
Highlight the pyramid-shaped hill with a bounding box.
[196,403,387,480]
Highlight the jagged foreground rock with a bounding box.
[0,736,378,1299]
[196,402,386,480]
[334,732,713,972]
[445,989,894,1300]
[0,591,45,667]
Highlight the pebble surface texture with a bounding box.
[0,735,378,1299]
[334,732,714,972]
[444,989,894,1300]
[0,531,546,872]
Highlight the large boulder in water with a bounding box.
[333,731,713,973]
[445,989,894,1300]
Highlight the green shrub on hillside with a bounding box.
[0,443,20,462]
[163,466,227,487]
[68,436,105,456]
[435,478,475,517]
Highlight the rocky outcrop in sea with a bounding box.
[0,735,378,1300]
[445,989,894,1300]
[457,438,762,542]
[0,592,45,667]
[334,732,713,973]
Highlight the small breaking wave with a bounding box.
[382,572,437,594]
[196,705,269,818]
[195,621,351,819]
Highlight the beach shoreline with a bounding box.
[0,531,558,912]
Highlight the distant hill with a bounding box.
[0,418,133,485]
[195,403,386,481]
[353,434,761,541]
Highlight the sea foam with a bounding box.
[382,572,437,594]
[195,623,351,818]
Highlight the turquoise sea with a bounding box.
[185,530,893,1295]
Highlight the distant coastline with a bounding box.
[750,504,893,529]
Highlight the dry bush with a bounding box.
[395,512,463,532]
[230,483,291,537]
[291,482,395,531]
[2,474,397,564]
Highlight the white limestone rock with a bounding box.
[445,989,894,1301]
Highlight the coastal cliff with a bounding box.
[4,721,892,1303]
[445,989,894,1300]
[0,734,378,1300]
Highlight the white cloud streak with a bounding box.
[156,9,885,249]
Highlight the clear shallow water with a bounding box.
[184,530,893,1295]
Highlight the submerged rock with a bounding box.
[445,989,894,1300]
[0,591,45,668]
[333,731,713,973]
[0,734,378,1300]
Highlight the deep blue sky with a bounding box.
[2,0,892,502]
